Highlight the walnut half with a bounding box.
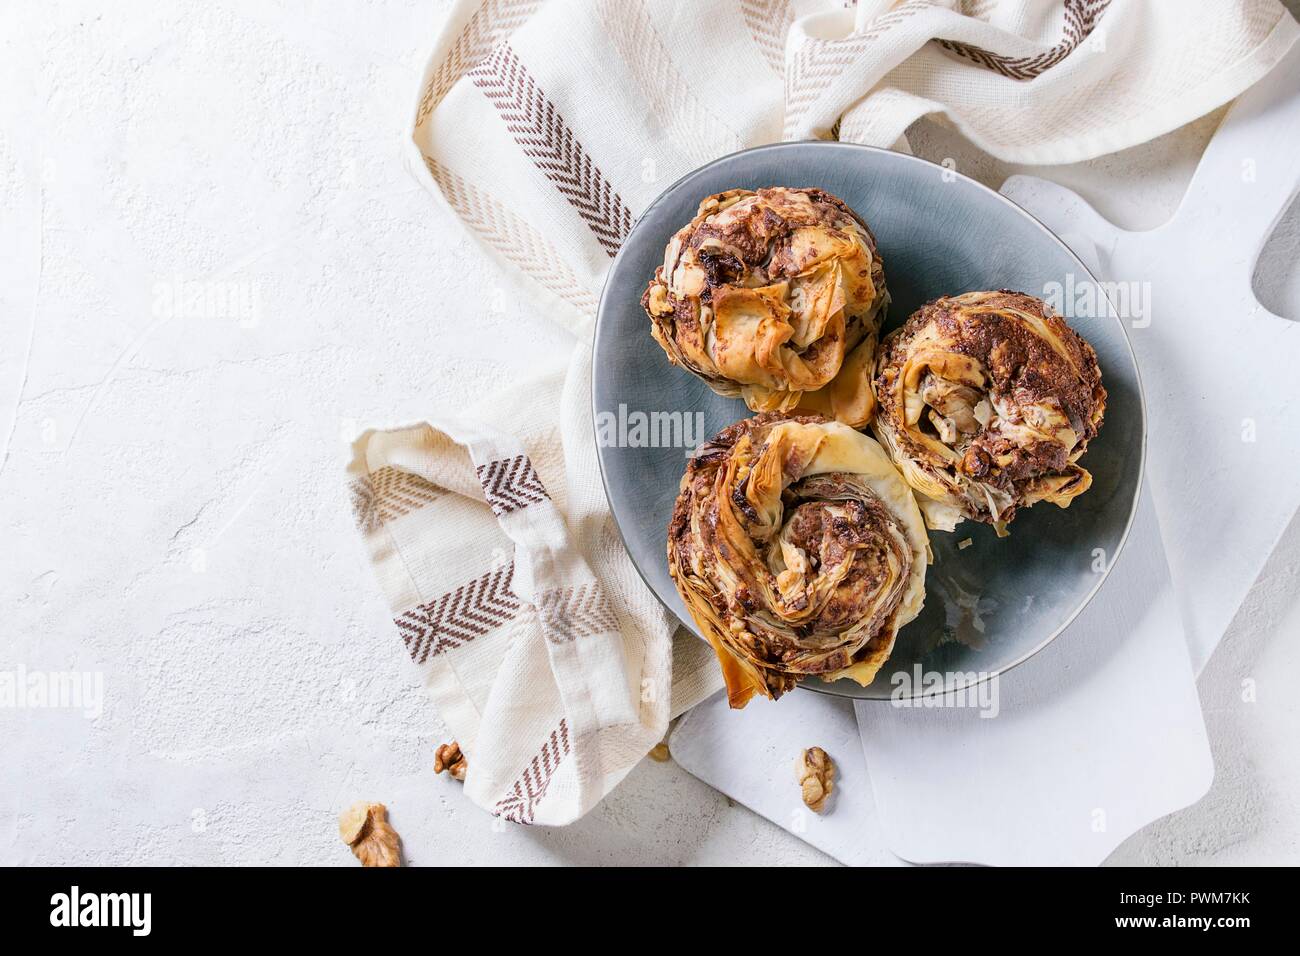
[795,747,835,813]
[434,741,467,781]
[339,801,402,867]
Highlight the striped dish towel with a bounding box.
[349,0,1297,825]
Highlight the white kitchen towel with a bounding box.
[352,0,1296,825]
[348,356,721,825]
[802,0,1298,161]
[409,0,1296,336]
[855,489,1214,866]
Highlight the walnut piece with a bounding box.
[648,742,671,762]
[795,747,835,813]
[434,741,467,781]
[339,801,402,867]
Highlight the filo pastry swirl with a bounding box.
[668,413,929,708]
[642,187,888,427]
[873,290,1106,535]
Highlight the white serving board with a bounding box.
[673,489,1212,866]
[671,687,905,867]
[854,490,1212,866]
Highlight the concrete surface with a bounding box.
[1,0,1296,866]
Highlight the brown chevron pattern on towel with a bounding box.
[475,454,550,517]
[415,0,540,127]
[421,156,599,316]
[937,0,1111,80]
[349,466,445,534]
[493,719,571,824]
[596,0,743,165]
[782,1,932,138]
[740,0,795,76]
[394,562,521,664]
[537,582,620,643]
[469,44,633,256]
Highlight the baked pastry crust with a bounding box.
[668,413,928,708]
[643,187,888,427]
[873,290,1106,534]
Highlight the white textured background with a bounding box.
[2,0,1297,866]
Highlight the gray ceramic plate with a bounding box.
[592,142,1144,700]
